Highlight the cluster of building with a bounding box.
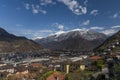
[104,40,120,52]
[0,38,120,79]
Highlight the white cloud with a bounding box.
[32,9,39,14]
[33,36,43,40]
[84,0,88,6]
[39,9,47,14]
[90,10,98,16]
[82,20,90,26]
[21,29,53,39]
[101,25,120,35]
[111,12,120,19]
[24,3,47,14]
[101,29,118,35]
[81,7,87,14]
[52,23,64,31]
[31,5,40,14]
[24,0,88,15]
[111,25,120,29]
[90,26,104,30]
[58,0,87,15]
[33,30,53,39]
[58,24,64,31]
[24,3,30,10]
[113,13,118,18]
[31,4,47,14]
[40,0,56,6]
[23,30,33,35]
[112,13,120,19]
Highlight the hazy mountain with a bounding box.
[0,27,43,53]
[94,30,120,52]
[35,29,107,51]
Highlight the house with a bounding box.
[31,62,42,68]
[49,60,86,74]
[116,53,120,59]
[0,65,14,73]
[46,71,65,80]
[0,62,6,67]
[16,70,28,75]
[0,72,9,78]
[15,65,28,75]
[89,56,102,61]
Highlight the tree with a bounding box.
[96,74,106,80]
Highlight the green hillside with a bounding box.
[95,30,120,53]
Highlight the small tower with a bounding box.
[66,64,70,74]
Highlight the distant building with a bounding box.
[49,61,85,74]
[15,65,28,75]
[0,62,6,67]
[31,62,42,68]
[89,56,102,61]
[0,65,14,73]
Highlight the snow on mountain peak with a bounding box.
[39,28,107,43]
[71,28,89,32]
[70,28,90,35]
[54,31,66,36]
[54,28,90,37]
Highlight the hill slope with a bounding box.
[94,30,120,52]
[0,27,43,53]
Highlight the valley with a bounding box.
[0,28,119,80]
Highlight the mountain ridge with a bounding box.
[94,30,120,52]
[35,29,107,51]
[0,27,43,53]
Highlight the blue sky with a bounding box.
[0,0,120,39]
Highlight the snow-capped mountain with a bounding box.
[35,29,107,51]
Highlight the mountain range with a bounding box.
[1,27,119,53]
[0,28,43,53]
[35,29,107,51]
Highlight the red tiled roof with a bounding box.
[89,56,102,60]
[31,63,41,68]
[46,72,65,80]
